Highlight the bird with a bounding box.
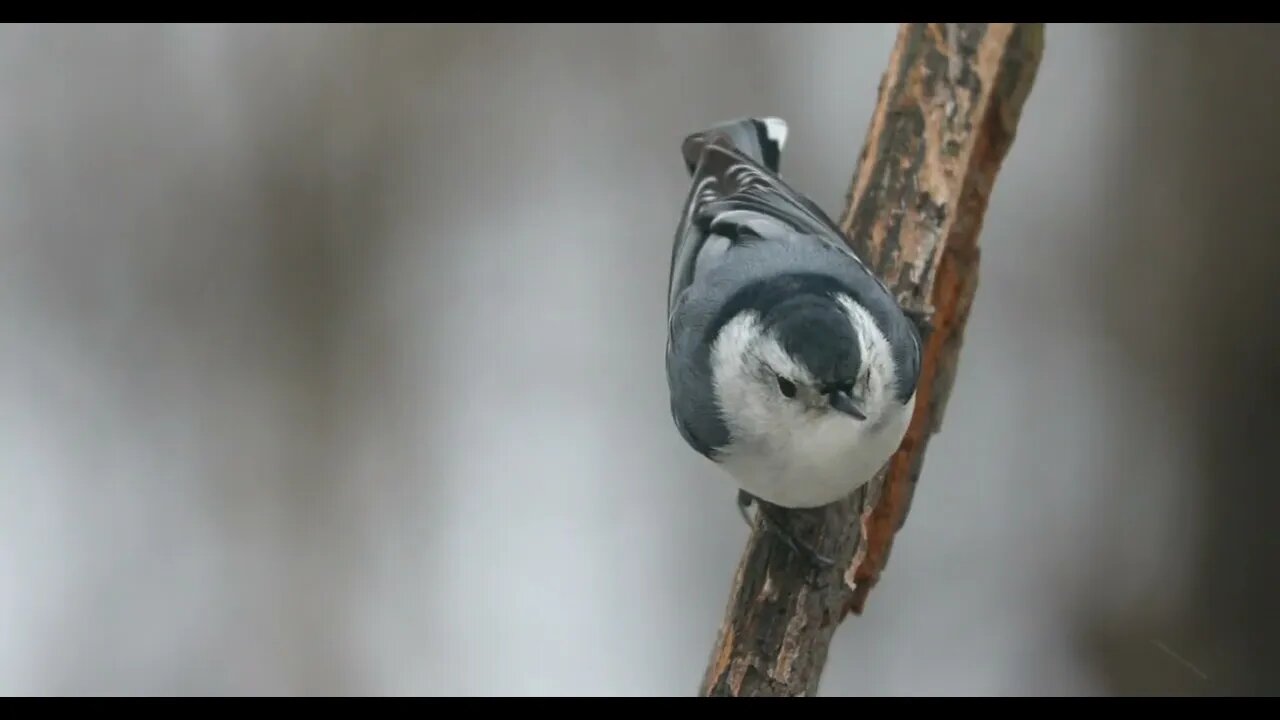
[664,116,927,566]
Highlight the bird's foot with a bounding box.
[899,300,936,343]
[736,488,755,528]
[736,490,835,572]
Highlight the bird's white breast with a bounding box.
[718,390,914,508]
[709,301,915,509]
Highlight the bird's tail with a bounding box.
[680,116,788,176]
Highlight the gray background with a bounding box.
[1,23,1277,696]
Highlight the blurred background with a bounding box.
[1,23,1277,696]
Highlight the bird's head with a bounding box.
[709,292,886,447]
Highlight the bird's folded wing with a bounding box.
[667,139,881,319]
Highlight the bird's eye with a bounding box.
[776,376,797,398]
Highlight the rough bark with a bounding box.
[699,23,1045,698]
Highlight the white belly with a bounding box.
[719,393,915,509]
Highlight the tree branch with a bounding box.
[699,23,1045,698]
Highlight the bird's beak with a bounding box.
[828,389,866,420]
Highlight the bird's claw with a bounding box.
[736,490,836,572]
[736,489,755,528]
[899,301,936,342]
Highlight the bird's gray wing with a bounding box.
[667,136,892,319]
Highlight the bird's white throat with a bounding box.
[707,297,915,508]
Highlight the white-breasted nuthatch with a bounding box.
[664,117,926,565]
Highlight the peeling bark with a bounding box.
[700,23,1044,698]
